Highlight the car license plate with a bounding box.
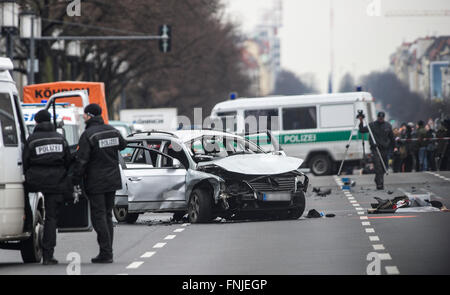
[262,192,291,201]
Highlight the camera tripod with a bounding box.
[337,115,389,176]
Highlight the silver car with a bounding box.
[114,130,309,224]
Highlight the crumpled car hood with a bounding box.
[199,154,303,175]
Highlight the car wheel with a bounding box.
[113,206,129,223]
[288,191,306,219]
[20,210,44,263]
[310,154,332,176]
[188,188,213,223]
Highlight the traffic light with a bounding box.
[159,25,171,53]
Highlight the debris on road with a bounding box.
[368,193,448,214]
[306,209,322,218]
[312,187,332,197]
[306,209,335,218]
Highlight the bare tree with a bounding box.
[17,0,250,118]
[272,70,318,95]
[338,73,355,92]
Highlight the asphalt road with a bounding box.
[0,171,449,275]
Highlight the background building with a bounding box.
[390,36,450,100]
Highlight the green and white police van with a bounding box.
[210,92,376,176]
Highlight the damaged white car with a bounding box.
[114,130,309,224]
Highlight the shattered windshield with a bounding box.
[187,135,265,161]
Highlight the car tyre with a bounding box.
[310,154,332,176]
[288,191,306,219]
[188,188,213,223]
[113,206,129,223]
[20,210,44,263]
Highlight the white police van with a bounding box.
[211,92,377,176]
[0,58,90,263]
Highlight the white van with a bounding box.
[210,92,377,176]
[0,58,90,263]
[0,58,46,262]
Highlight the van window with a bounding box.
[320,104,354,128]
[0,93,18,146]
[216,111,237,132]
[282,106,317,130]
[244,109,279,133]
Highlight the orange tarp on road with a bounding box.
[23,81,109,123]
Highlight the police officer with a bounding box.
[73,104,126,263]
[359,112,396,190]
[22,110,71,265]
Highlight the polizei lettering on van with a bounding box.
[283,133,317,144]
[35,144,63,155]
[98,137,119,148]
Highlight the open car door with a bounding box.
[121,145,187,213]
[42,91,92,232]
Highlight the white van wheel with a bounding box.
[20,211,44,263]
[310,154,331,176]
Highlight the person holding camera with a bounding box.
[358,111,396,190]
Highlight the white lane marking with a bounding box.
[385,266,400,275]
[360,216,368,220]
[182,223,190,226]
[357,211,365,215]
[361,221,371,226]
[141,251,156,258]
[352,203,360,207]
[117,273,129,275]
[372,244,385,250]
[369,236,380,241]
[164,235,176,240]
[153,242,167,248]
[425,171,450,182]
[174,228,185,232]
[350,200,357,203]
[126,261,144,269]
[378,253,392,260]
[348,197,355,200]
[356,207,364,211]
[365,228,375,233]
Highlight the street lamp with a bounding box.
[19,11,41,84]
[0,0,19,59]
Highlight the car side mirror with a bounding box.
[193,154,214,162]
[172,159,184,169]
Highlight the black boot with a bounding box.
[43,257,59,265]
[91,254,113,264]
